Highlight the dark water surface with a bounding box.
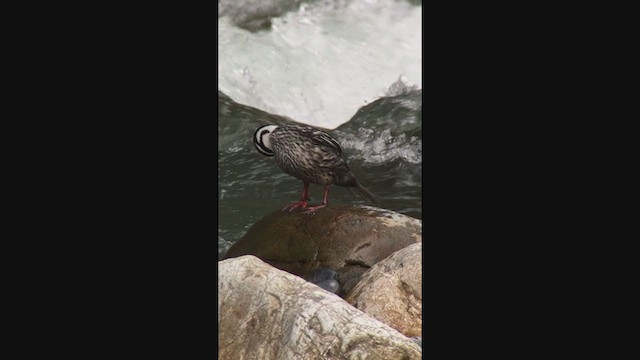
[218,90,422,259]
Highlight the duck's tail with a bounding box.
[349,182,377,203]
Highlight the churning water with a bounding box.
[218,0,422,258]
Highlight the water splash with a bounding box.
[218,0,422,129]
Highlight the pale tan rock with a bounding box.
[345,243,422,337]
[218,255,422,360]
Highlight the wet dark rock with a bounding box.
[341,277,361,296]
[223,204,422,295]
[305,267,340,293]
[316,279,340,293]
[218,0,307,32]
[305,267,338,283]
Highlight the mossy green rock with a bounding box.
[223,204,422,288]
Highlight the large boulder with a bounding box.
[223,204,422,294]
[345,242,423,337]
[218,255,422,359]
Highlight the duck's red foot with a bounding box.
[282,200,309,212]
[302,204,327,214]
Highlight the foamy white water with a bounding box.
[218,0,422,130]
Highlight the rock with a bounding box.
[218,255,422,359]
[305,268,340,294]
[315,279,340,293]
[345,243,422,338]
[223,204,422,294]
[305,268,338,284]
[410,337,423,348]
[218,0,303,32]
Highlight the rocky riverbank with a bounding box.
[219,205,423,358]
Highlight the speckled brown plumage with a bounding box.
[254,123,376,212]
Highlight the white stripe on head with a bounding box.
[253,125,278,156]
